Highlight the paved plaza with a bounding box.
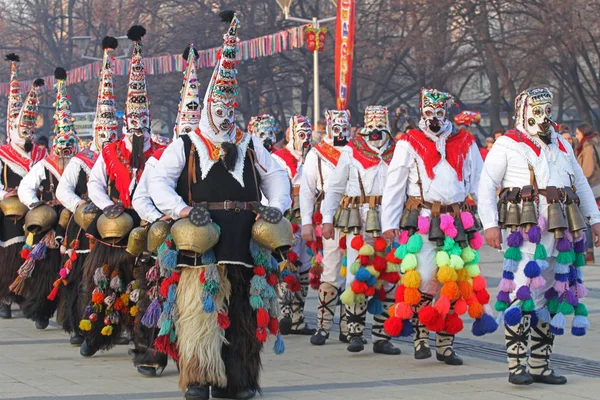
[1,246,600,400]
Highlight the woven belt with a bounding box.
[195,201,255,212]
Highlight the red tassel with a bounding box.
[475,289,491,305]
[373,256,387,272]
[47,286,59,301]
[365,286,376,297]
[20,248,31,260]
[256,308,269,328]
[359,255,371,266]
[268,317,279,335]
[351,280,368,294]
[266,274,277,287]
[253,266,266,277]
[373,237,387,253]
[383,316,403,337]
[199,270,206,283]
[377,286,386,301]
[444,313,464,335]
[313,211,323,225]
[217,310,230,329]
[350,235,364,251]
[395,284,405,303]
[287,251,298,263]
[339,236,347,250]
[256,328,268,342]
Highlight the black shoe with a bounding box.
[80,341,98,357]
[290,324,316,336]
[347,336,365,353]
[185,384,209,400]
[436,349,463,365]
[136,366,157,377]
[114,335,130,345]
[373,340,401,355]
[531,370,567,385]
[310,329,329,345]
[233,389,257,400]
[279,316,292,335]
[339,332,349,343]
[35,318,49,330]
[70,334,84,346]
[0,304,11,319]
[414,343,432,360]
[211,387,256,399]
[509,367,533,385]
[210,387,228,399]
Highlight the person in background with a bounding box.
[35,135,49,150]
[575,122,600,264]
[560,125,575,148]
[494,129,504,140]
[477,135,489,160]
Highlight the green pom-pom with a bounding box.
[465,250,480,266]
[450,244,463,257]
[449,254,465,270]
[340,289,355,305]
[354,293,366,304]
[435,251,450,267]
[394,244,408,260]
[461,247,476,263]
[442,237,456,252]
[465,263,481,277]
[400,253,418,273]
[533,243,547,260]
[556,250,575,265]
[495,301,509,312]
[406,234,423,254]
[249,295,264,310]
[547,297,559,314]
[557,301,574,315]
[349,260,361,276]
[574,252,586,267]
[504,247,522,261]
[575,303,588,316]
[521,298,536,312]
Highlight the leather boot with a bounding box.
[185,384,209,400]
[413,293,433,359]
[80,340,98,357]
[435,332,463,365]
[0,303,11,319]
[35,317,49,330]
[506,315,533,385]
[311,282,338,345]
[212,387,256,399]
[345,302,366,352]
[372,285,401,355]
[289,270,315,335]
[70,333,84,346]
[529,319,567,384]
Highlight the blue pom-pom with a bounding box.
[551,326,565,335]
[503,259,519,272]
[529,311,538,327]
[201,250,216,265]
[273,334,285,355]
[504,307,522,326]
[367,297,384,315]
[141,298,161,328]
[202,294,216,313]
[571,327,586,336]
[471,318,484,336]
[366,276,377,287]
[554,263,570,275]
[568,265,578,283]
[536,307,551,324]
[481,313,499,334]
[400,319,413,337]
[524,261,541,278]
[160,249,178,271]
[342,256,347,265]
[354,268,371,283]
[572,315,590,329]
[550,313,565,335]
[502,271,514,280]
[554,273,568,282]
[307,248,314,257]
[537,259,549,271]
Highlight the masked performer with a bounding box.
[53,39,119,346]
[381,88,496,366]
[248,114,278,153]
[478,88,600,385]
[0,57,47,319]
[150,11,291,400]
[321,105,401,355]
[77,25,166,357]
[13,70,80,330]
[300,110,351,345]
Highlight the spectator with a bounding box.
[485,136,494,150]
[477,136,489,160]
[35,135,49,150]
[575,122,600,264]
[493,129,504,140]
[559,124,575,147]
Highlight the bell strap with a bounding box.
[408,196,465,216]
[356,171,367,205]
[345,195,382,207]
[187,144,197,206]
[414,160,425,201]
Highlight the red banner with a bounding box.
[334,0,355,110]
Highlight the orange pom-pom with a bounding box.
[384,316,403,337]
[351,280,368,294]
[374,237,387,253]
[444,313,464,335]
[418,305,438,325]
[373,256,387,272]
[404,287,422,306]
[472,275,487,292]
[440,281,461,301]
[458,280,473,300]
[468,300,484,319]
[475,289,490,305]
[113,298,123,311]
[256,308,270,328]
[92,292,105,304]
[454,299,468,315]
[396,302,414,320]
[351,235,364,251]
[434,296,451,316]
[388,304,396,317]
[395,284,405,303]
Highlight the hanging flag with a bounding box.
[334,0,355,110]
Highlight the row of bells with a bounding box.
[499,199,586,238]
[334,206,382,237]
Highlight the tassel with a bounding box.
[202,294,216,313]
[550,313,566,335]
[367,297,383,315]
[47,285,60,301]
[141,298,162,328]
[273,334,285,355]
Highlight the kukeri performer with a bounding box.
[128,43,200,378]
[478,88,600,385]
[321,105,401,355]
[272,114,316,336]
[247,114,278,153]
[52,37,119,346]
[77,25,166,357]
[300,110,351,345]
[150,11,291,399]
[13,70,80,330]
[0,54,47,319]
[381,88,497,366]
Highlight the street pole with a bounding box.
[312,17,320,127]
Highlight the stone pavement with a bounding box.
[1,246,600,400]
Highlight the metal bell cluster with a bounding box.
[519,185,537,233]
[399,208,419,236]
[565,187,586,238]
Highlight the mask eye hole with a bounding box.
[436,110,444,117]
[216,108,224,117]
[425,110,433,117]
[533,107,542,117]
[546,105,552,116]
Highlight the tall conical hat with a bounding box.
[92,36,119,152]
[174,44,201,138]
[16,78,45,142]
[5,53,22,140]
[125,25,151,136]
[52,67,79,157]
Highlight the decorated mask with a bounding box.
[514,88,554,138]
[52,68,80,158]
[174,44,202,137]
[325,109,351,147]
[248,114,277,152]
[360,105,390,148]
[288,114,312,158]
[92,36,119,152]
[125,25,152,140]
[420,88,454,135]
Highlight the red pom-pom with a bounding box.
[199,270,206,283]
[351,235,364,251]
[475,289,491,305]
[472,275,487,292]
[20,248,31,260]
[377,286,387,301]
[351,280,368,294]
[384,317,403,337]
[396,302,414,320]
[395,284,405,303]
[256,308,270,328]
[313,211,323,226]
[373,256,387,272]
[365,286,376,297]
[253,266,266,277]
[444,313,464,335]
[373,237,387,253]
[434,296,451,316]
[454,299,468,315]
[160,279,171,298]
[359,255,371,266]
[288,281,301,292]
[70,252,78,261]
[266,274,277,287]
[426,314,446,332]
[291,222,299,233]
[386,251,401,264]
[384,272,401,284]
[339,236,347,250]
[418,305,438,325]
[256,328,268,342]
[287,251,298,263]
[217,311,231,329]
[268,317,279,335]
[172,271,180,283]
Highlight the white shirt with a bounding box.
[321,142,390,224]
[132,156,163,223]
[0,145,40,199]
[381,140,483,232]
[87,153,115,211]
[150,135,292,219]
[18,160,61,209]
[55,157,92,213]
[299,144,339,226]
[272,146,303,187]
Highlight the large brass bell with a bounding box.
[147,220,171,254]
[498,200,508,228]
[171,218,220,256]
[0,196,28,220]
[547,202,567,239]
[347,206,362,235]
[126,226,148,257]
[97,212,134,243]
[403,209,419,236]
[566,202,587,238]
[365,208,382,237]
[454,215,468,248]
[58,208,72,230]
[504,203,521,232]
[399,208,411,230]
[338,207,350,232]
[74,202,97,231]
[428,216,445,246]
[519,200,538,233]
[251,217,293,253]
[24,205,58,234]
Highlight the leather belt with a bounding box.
[195,200,255,212]
[407,196,465,215]
[345,195,382,206]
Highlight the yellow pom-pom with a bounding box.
[457,268,470,282]
[120,293,130,307]
[403,270,421,289]
[366,265,380,278]
[340,265,347,278]
[79,319,92,331]
[101,325,113,336]
[359,244,375,257]
[340,289,355,305]
[435,251,450,267]
[387,262,400,273]
[449,254,465,270]
[130,305,138,317]
[437,265,457,284]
